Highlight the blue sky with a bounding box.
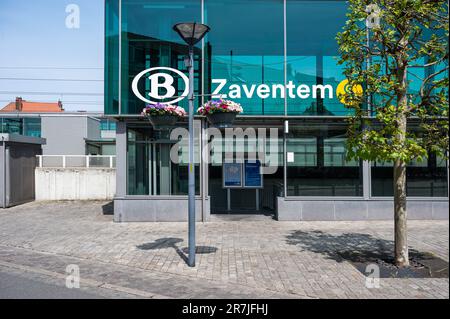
[0,0,104,111]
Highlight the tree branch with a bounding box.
[420,66,450,97]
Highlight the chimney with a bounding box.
[58,100,64,111]
[15,97,23,111]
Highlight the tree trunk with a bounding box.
[394,157,409,267]
[394,53,409,267]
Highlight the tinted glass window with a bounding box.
[287,0,348,115]
[205,0,284,115]
[371,157,448,197]
[120,0,202,115]
[105,0,120,115]
[127,124,200,195]
[286,122,363,196]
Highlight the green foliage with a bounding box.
[337,0,449,163]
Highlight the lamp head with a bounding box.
[173,22,210,46]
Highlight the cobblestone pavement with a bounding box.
[0,201,448,299]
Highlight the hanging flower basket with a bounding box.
[198,99,243,128]
[142,103,186,130]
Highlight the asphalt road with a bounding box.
[0,270,105,299]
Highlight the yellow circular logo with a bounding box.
[336,79,363,105]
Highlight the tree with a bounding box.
[337,0,449,267]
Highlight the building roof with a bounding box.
[0,97,64,113]
[0,133,46,145]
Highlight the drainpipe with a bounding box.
[1,136,6,208]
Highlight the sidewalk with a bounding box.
[0,201,448,299]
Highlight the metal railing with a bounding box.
[37,155,116,168]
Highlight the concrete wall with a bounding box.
[277,197,449,221]
[41,116,101,155]
[114,197,210,222]
[35,167,116,200]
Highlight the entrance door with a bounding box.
[229,188,260,213]
[209,163,282,215]
[208,126,284,215]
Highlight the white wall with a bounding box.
[35,168,116,200]
[101,130,116,139]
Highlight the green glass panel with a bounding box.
[205,0,284,115]
[0,118,23,135]
[105,0,120,115]
[23,118,42,137]
[286,123,363,197]
[287,0,349,115]
[120,0,202,115]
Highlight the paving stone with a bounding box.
[0,201,448,299]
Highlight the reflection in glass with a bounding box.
[371,156,448,197]
[105,0,120,115]
[286,124,363,196]
[205,0,284,115]
[287,0,349,115]
[0,118,41,137]
[120,0,202,115]
[127,124,200,196]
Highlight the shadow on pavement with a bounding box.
[137,238,218,264]
[181,246,218,254]
[137,238,188,263]
[286,230,448,278]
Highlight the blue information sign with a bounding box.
[223,162,242,188]
[244,160,263,188]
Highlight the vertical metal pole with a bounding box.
[366,26,371,116]
[118,0,122,115]
[1,137,6,209]
[188,45,196,267]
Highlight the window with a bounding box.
[119,0,202,115]
[127,124,200,196]
[286,123,363,196]
[0,118,22,135]
[105,0,120,115]
[100,119,116,131]
[205,0,284,115]
[287,0,349,115]
[23,118,41,137]
[371,155,448,197]
[0,118,41,137]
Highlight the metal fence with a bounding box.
[37,155,116,168]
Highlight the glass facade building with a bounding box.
[105,0,449,222]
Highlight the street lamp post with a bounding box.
[173,22,210,267]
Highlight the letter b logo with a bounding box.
[132,67,189,105]
[148,73,176,99]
